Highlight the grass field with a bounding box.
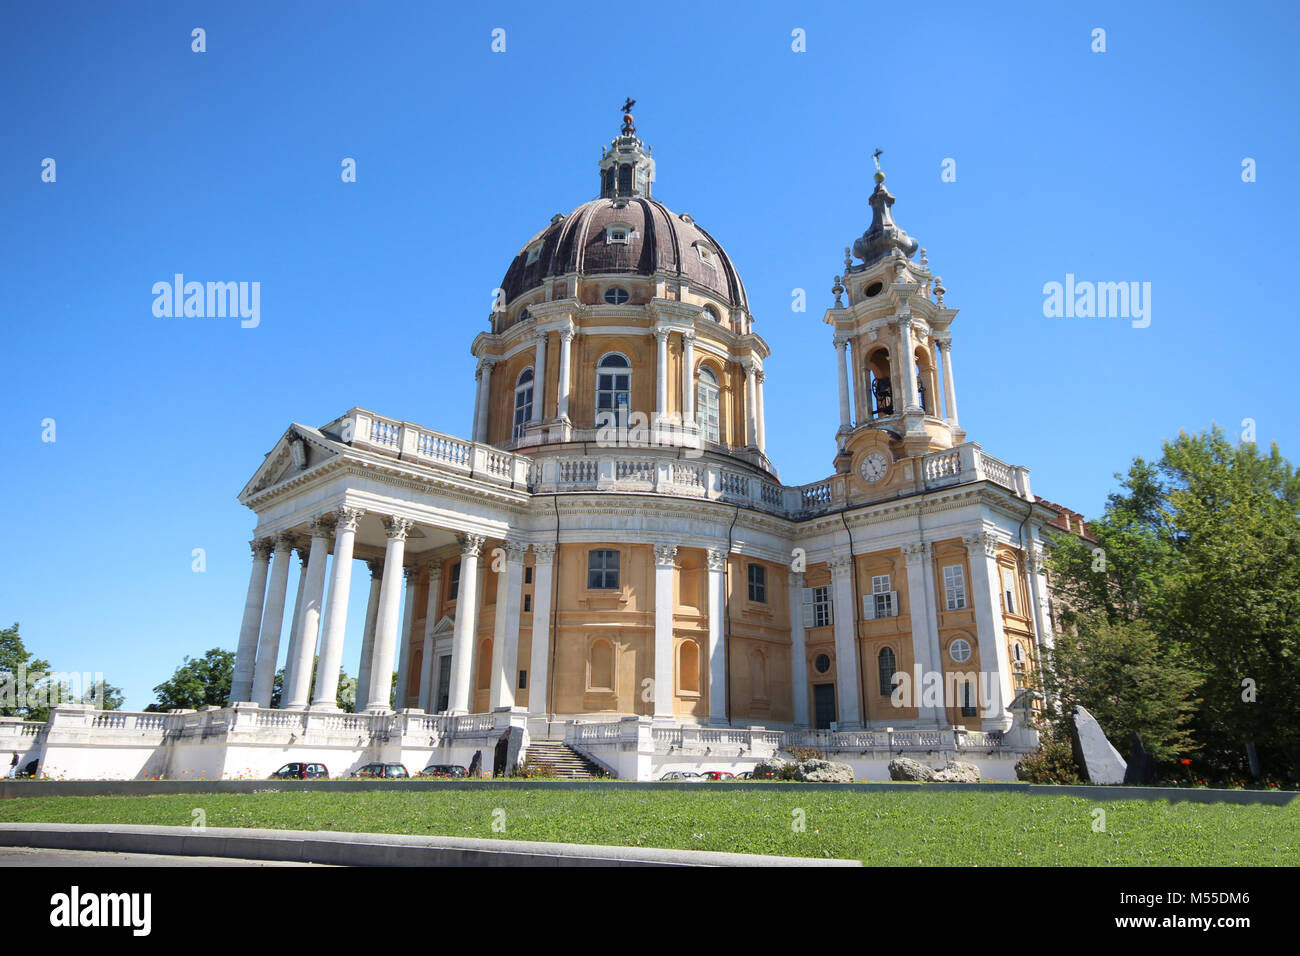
[2,789,1297,864]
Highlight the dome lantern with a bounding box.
[598,97,655,200]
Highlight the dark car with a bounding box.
[270,762,329,779]
[352,762,409,779]
[418,764,469,778]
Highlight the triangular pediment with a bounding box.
[238,425,343,502]
[431,614,455,635]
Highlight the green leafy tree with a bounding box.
[81,680,125,711]
[144,648,234,712]
[269,658,356,712]
[0,622,80,722]
[1039,616,1202,765]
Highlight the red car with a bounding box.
[700,771,735,781]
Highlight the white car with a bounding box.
[658,771,706,782]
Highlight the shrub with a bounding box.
[512,760,558,779]
[787,746,825,762]
[1015,722,1082,784]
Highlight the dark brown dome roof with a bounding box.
[499,197,749,311]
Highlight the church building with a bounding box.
[11,107,1062,781]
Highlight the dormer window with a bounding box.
[693,241,716,267]
[525,241,544,266]
[603,287,630,305]
[605,224,635,245]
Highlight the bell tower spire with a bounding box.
[599,97,655,199]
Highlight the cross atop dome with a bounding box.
[850,147,918,266]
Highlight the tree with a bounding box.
[268,658,356,712]
[144,648,234,712]
[1046,426,1300,779]
[81,680,124,711]
[0,622,87,722]
[1039,616,1202,764]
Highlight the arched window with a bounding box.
[678,640,700,694]
[867,348,893,418]
[513,367,534,439]
[878,647,897,697]
[702,305,721,323]
[697,366,720,443]
[617,164,633,197]
[589,639,614,692]
[595,353,631,428]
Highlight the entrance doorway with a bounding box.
[813,683,836,729]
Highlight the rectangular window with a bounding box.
[523,594,532,613]
[1002,567,1018,614]
[961,682,976,717]
[863,575,897,619]
[800,586,832,628]
[943,565,967,611]
[524,567,533,585]
[518,670,527,690]
[587,549,620,590]
[448,560,461,599]
[747,563,767,603]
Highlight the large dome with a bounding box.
[499,197,749,310]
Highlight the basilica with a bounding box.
[8,108,1067,781]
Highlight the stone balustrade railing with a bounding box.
[921,442,1032,499]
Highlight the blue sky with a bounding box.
[3,1,1297,709]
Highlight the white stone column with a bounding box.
[251,533,295,707]
[448,534,485,713]
[553,326,574,424]
[490,541,527,710]
[527,544,556,716]
[531,330,548,425]
[828,556,862,729]
[681,331,696,425]
[283,516,332,709]
[788,570,810,728]
[472,359,495,443]
[903,542,943,726]
[231,539,273,704]
[280,546,310,702]
[311,506,364,709]
[964,530,1015,731]
[354,560,383,712]
[755,369,767,453]
[706,548,727,726]
[898,316,919,410]
[364,516,413,712]
[417,563,443,711]
[1027,537,1055,654]
[835,337,851,432]
[743,361,759,448]
[393,566,420,710]
[653,545,677,720]
[654,327,669,424]
[936,335,960,428]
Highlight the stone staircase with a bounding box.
[523,741,607,779]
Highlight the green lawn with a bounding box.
[1,789,1295,865]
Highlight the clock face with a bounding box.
[860,452,889,483]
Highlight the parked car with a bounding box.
[270,762,329,780]
[352,762,410,778]
[735,771,754,780]
[418,764,469,778]
[658,771,705,782]
[700,771,735,781]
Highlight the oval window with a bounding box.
[865,281,884,297]
[604,287,630,305]
[949,638,972,663]
[814,653,831,674]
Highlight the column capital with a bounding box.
[962,530,1000,558]
[934,333,952,351]
[755,369,766,385]
[742,358,761,375]
[902,541,931,566]
[250,538,274,559]
[828,555,854,578]
[681,329,696,345]
[367,558,384,577]
[334,506,364,533]
[558,325,575,343]
[403,565,420,583]
[425,559,444,581]
[534,328,549,344]
[505,540,529,562]
[459,533,486,557]
[706,547,726,571]
[295,546,311,565]
[383,515,414,540]
[789,570,805,588]
[308,514,336,539]
[833,335,849,351]
[532,542,558,565]
[271,532,296,553]
[1027,545,1048,575]
[653,544,678,568]
[653,325,670,343]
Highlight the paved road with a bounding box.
[0,846,329,867]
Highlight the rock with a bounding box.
[795,759,854,783]
[888,757,936,782]
[1123,731,1158,785]
[931,760,981,783]
[1071,705,1128,784]
[752,756,791,780]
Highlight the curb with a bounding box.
[1,779,1294,805]
[0,823,858,867]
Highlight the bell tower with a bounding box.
[825,152,964,495]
